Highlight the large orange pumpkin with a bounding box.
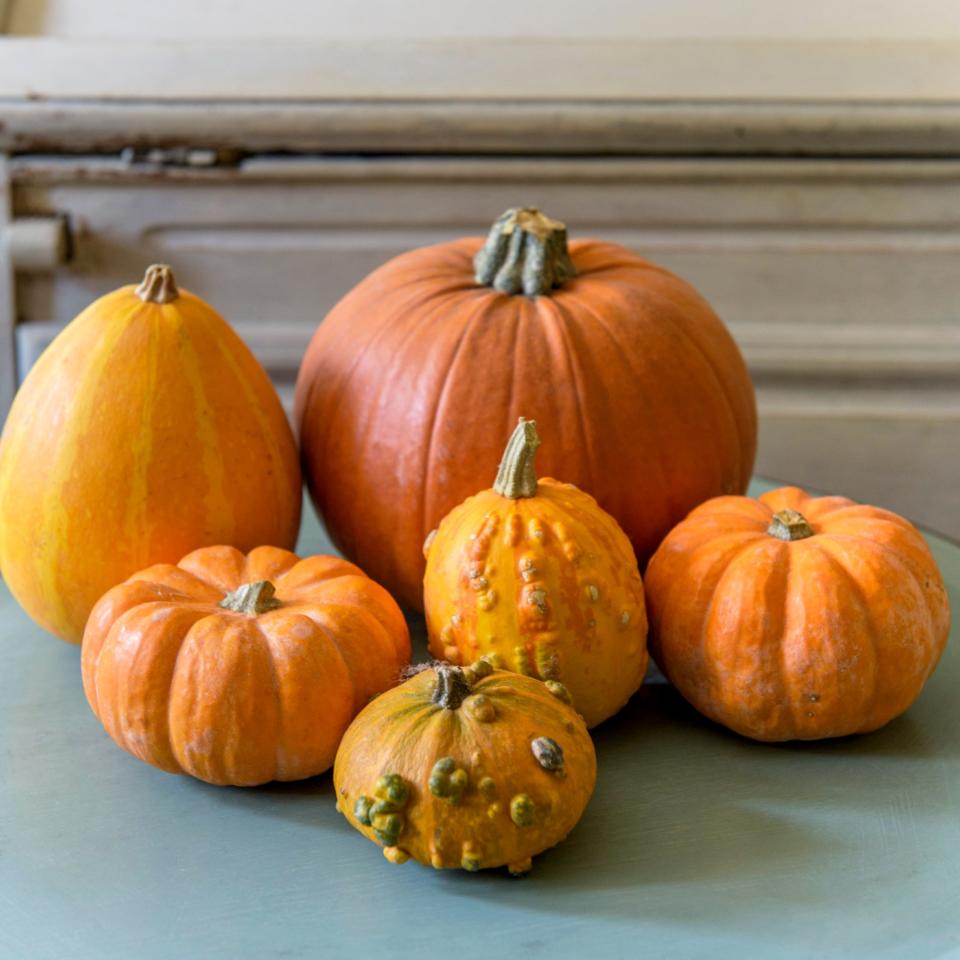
[81,544,410,785]
[0,265,302,642]
[423,418,648,728]
[645,486,951,741]
[295,207,756,609]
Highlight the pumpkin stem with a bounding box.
[767,509,815,541]
[219,580,282,615]
[432,664,472,711]
[474,207,576,297]
[493,418,540,499]
[135,264,179,304]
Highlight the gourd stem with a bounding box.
[767,509,815,541]
[432,664,472,711]
[219,580,282,615]
[135,264,179,304]
[474,207,576,297]
[493,418,540,499]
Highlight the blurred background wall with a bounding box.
[1,0,958,535]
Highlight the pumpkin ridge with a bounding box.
[556,286,674,527]
[329,283,478,575]
[543,297,600,506]
[165,609,231,776]
[823,529,939,622]
[31,302,138,638]
[122,305,160,569]
[805,539,883,732]
[609,272,752,493]
[209,319,297,545]
[419,294,507,565]
[176,312,235,543]
[695,536,780,712]
[822,532,940,653]
[253,617,284,783]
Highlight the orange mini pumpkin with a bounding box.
[645,486,951,741]
[334,659,596,875]
[81,544,410,786]
[423,418,648,728]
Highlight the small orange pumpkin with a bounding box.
[645,486,951,741]
[334,659,596,875]
[0,264,302,643]
[81,544,410,785]
[423,418,648,728]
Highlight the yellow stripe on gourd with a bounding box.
[35,303,136,637]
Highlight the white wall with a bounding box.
[7,0,960,39]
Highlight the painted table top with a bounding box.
[1,483,958,960]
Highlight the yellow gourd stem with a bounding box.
[493,418,540,499]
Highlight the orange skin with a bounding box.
[424,479,648,728]
[295,237,756,609]
[645,486,951,741]
[333,663,596,874]
[81,545,410,786]
[0,279,301,642]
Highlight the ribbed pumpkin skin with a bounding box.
[645,487,951,741]
[424,479,648,728]
[81,545,410,786]
[295,238,756,609]
[0,283,302,642]
[334,663,596,873]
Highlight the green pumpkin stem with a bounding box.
[474,207,576,297]
[432,664,472,711]
[767,509,815,541]
[219,580,282,615]
[135,264,179,304]
[494,418,540,499]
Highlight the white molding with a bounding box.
[1,38,959,103]
[15,320,960,392]
[6,101,960,156]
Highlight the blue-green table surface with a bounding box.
[2,481,958,960]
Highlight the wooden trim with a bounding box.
[15,319,960,392]
[1,38,960,103]
[5,100,960,157]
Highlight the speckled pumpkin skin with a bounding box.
[81,545,410,786]
[645,486,951,741]
[423,479,648,728]
[333,662,596,874]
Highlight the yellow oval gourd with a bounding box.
[0,265,302,642]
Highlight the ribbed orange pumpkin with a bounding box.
[423,419,648,728]
[295,207,756,609]
[0,265,301,642]
[645,486,951,741]
[81,544,410,786]
[334,659,596,875]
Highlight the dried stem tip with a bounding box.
[219,580,282,615]
[767,508,815,541]
[494,418,540,499]
[135,264,179,304]
[432,664,473,710]
[474,207,576,297]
